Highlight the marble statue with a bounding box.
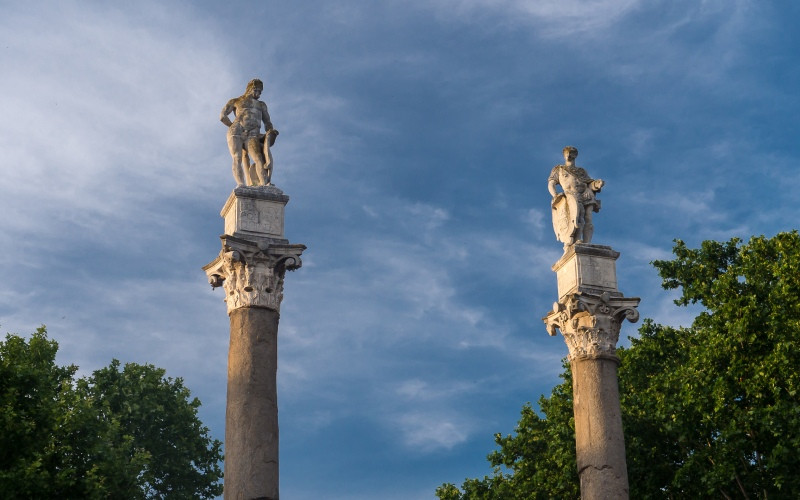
[221,78,279,187]
[548,146,604,249]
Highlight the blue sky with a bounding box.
[1,0,798,498]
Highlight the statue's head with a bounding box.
[245,78,264,97]
[562,146,578,161]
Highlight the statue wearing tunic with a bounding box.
[548,146,604,249]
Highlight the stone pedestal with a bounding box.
[222,186,288,242]
[204,186,305,500]
[543,244,639,500]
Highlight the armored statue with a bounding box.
[221,78,279,187]
[548,146,604,249]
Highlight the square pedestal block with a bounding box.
[222,186,289,242]
[553,244,620,302]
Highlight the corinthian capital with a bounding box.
[203,235,305,315]
[543,292,639,361]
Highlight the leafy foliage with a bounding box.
[635,231,800,498]
[438,231,800,499]
[436,365,577,500]
[0,327,223,499]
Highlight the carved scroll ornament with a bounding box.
[204,237,304,315]
[544,292,639,361]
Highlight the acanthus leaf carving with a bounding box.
[203,236,305,315]
[543,292,639,361]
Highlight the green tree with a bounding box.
[79,360,223,498]
[0,327,223,499]
[436,364,578,500]
[628,232,800,498]
[0,326,98,498]
[439,231,800,499]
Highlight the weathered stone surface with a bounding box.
[203,235,304,315]
[542,172,638,499]
[548,146,604,250]
[553,243,620,302]
[543,260,638,498]
[572,357,629,500]
[544,291,639,360]
[222,186,290,243]
[225,306,280,500]
[203,185,305,500]
[221,78,279,187]
[544,284,637,499]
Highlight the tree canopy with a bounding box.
[0,327,223,499]
[438,231,800,499]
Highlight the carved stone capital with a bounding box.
[543,292,639,361]
[203,235,305,315]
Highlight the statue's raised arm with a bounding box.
[548,146,604,250]
[221,78,279,187]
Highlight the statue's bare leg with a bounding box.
[230,155,245,187]
[246,137,266,186]
[583,209,594,244]
[227,134,246,187]
[241,150,254,186]
[247,163,258,186]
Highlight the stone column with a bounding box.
[543,244,639,500]
[204,186,305,500]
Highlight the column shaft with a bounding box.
[225,306,280,500]
[571,356,628,499]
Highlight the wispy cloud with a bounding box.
[395,411,471,451]
[0,2,237,264]
[433,0,640,37]
[1,0,795,497]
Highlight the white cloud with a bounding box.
[505,0,641,35]
[632,189,719,221]
[621,241,674,264]
[629,129,656,157]
[2,1,793,498]
[523,208,546,232]
[644,291,704,330]
[408,203,450,231]
[395,378,479,401]
[396,411,470,451]
[0,1,237,258]
[434,0,641,37]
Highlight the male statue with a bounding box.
[221,79,279,187]
[548,146,604,249]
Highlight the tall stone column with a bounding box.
[543,244,639,499]
[204,186,305,500]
